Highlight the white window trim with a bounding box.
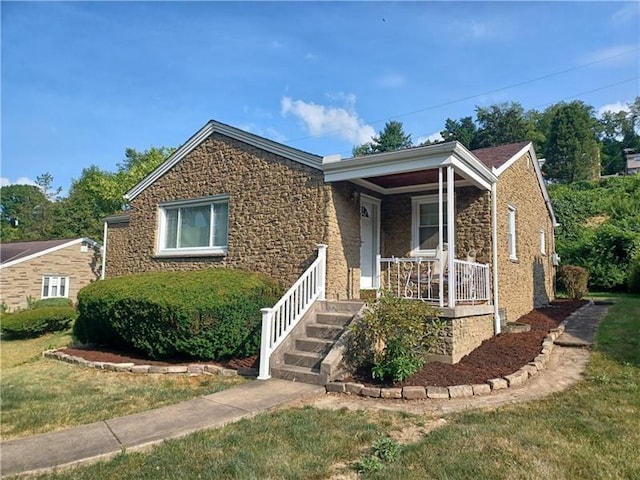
[41,275,70,299]
[156,195,229,257]
[411,194,448,256]
[508,205,517,261]
[540,229,546,255]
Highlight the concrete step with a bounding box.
[295,337,334,354]
[306,323,344,340]
[270,365,322,385]
[284,351,323,369]
[315,312,354,327]
[322,300,364,314]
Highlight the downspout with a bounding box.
[491,182,500,334]
[101,221,108,280]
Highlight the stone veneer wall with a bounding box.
[104,220,130,279]
[496,152,555,322]
[380,187,491,262]
[106,133,329,291]
[0,243,102,310]
[427,314,495,364]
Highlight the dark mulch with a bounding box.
[58,299,585,386]
[59,345,259,370]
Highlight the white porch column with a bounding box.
[101,221,108,280]
[447,165,455,308]
[438,167,444,307]
[491,182,501,334]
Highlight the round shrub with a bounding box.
[74,268,282,361]
[558,264,589,299]
[1,307,77,339]
[29,298,74,309]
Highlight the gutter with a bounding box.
[491,182,501,334]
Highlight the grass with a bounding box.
[0,331,246,440]
[16,294,640,479]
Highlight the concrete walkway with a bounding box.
[555,301,609,347]
[0,379,324,477]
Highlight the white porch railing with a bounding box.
[257,244,327,380]
[378,257,490,306]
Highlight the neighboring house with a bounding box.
[103,120,557,369]
[0,238,102,310]
[626,151,640,175]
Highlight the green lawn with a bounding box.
[26,294,640,479]
[0,331,246,440]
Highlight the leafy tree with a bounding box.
[352,121,412,156]
[439,116,478,147]
[599,97,640,176]
[542,101,601,183]
[0,184,50,242]
[56,147,172,239]
[474,102,530,148]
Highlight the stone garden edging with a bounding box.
[42,349,260,378]
[324,301,594,400]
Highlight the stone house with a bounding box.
[103,120,557,372]
[0,238,102,311]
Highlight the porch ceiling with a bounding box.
[323,141,497,193]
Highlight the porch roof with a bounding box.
[322,141,498,193]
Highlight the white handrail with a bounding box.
[257,244,327,380]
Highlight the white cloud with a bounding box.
[377,73,407,89]
[281,96,375,145]
[581,45,638,67]
[416,132,444,145]
[597,101,630,117]
[1,176,38,187]
[611,3,639,24]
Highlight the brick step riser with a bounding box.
[295,338,334,353]
[284,352,322,369]
[271,367,322,385]
[306,324,344,340]
[315,313,354,327]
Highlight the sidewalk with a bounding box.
[0,379,324,477]
[555,301,609,347]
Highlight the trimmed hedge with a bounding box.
[30,298,74,309]
[1,307,77,339]
[74,268,282,361]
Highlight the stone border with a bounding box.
[42,349,260,377]
[325,301,593,400]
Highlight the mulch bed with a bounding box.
[59,299,585,386]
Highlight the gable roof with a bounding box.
[0,238,101,269]
[471,141,531,170]
[125,120,323,201]
[473,141,558,227]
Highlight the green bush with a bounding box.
[628,255,640,294]
[0,307,77,339]
[29,298,74,309]
[74,268,282,361]
[558,265,589,299]
[345,291,445,383]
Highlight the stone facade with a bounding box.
[0,243,102,310]
[496,152,555,321]
[106,133,357,300]
[427,313,494,364]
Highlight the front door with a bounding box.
[360,196,380,289]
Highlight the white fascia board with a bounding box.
[125,120,322,201]
[324,144,457,183]
[450,156,493,191]
[492,142,558,227]
[0,238,102,270]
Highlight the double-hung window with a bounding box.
[412,195,448,255]
[158,196,229,256]
[508,205,517,260]
[42,276,69,299]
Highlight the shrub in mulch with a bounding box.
[351,299,587,388]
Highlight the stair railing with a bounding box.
[257,244,327,380]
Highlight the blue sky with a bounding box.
[2,1,639,194]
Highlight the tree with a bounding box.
[542,101,601,183]
[474,102,530,148]
[352,121,412,156]
[56,147,172,239]
[0,184,50,242]
[599,97,640,176]
[439,116,478,147]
